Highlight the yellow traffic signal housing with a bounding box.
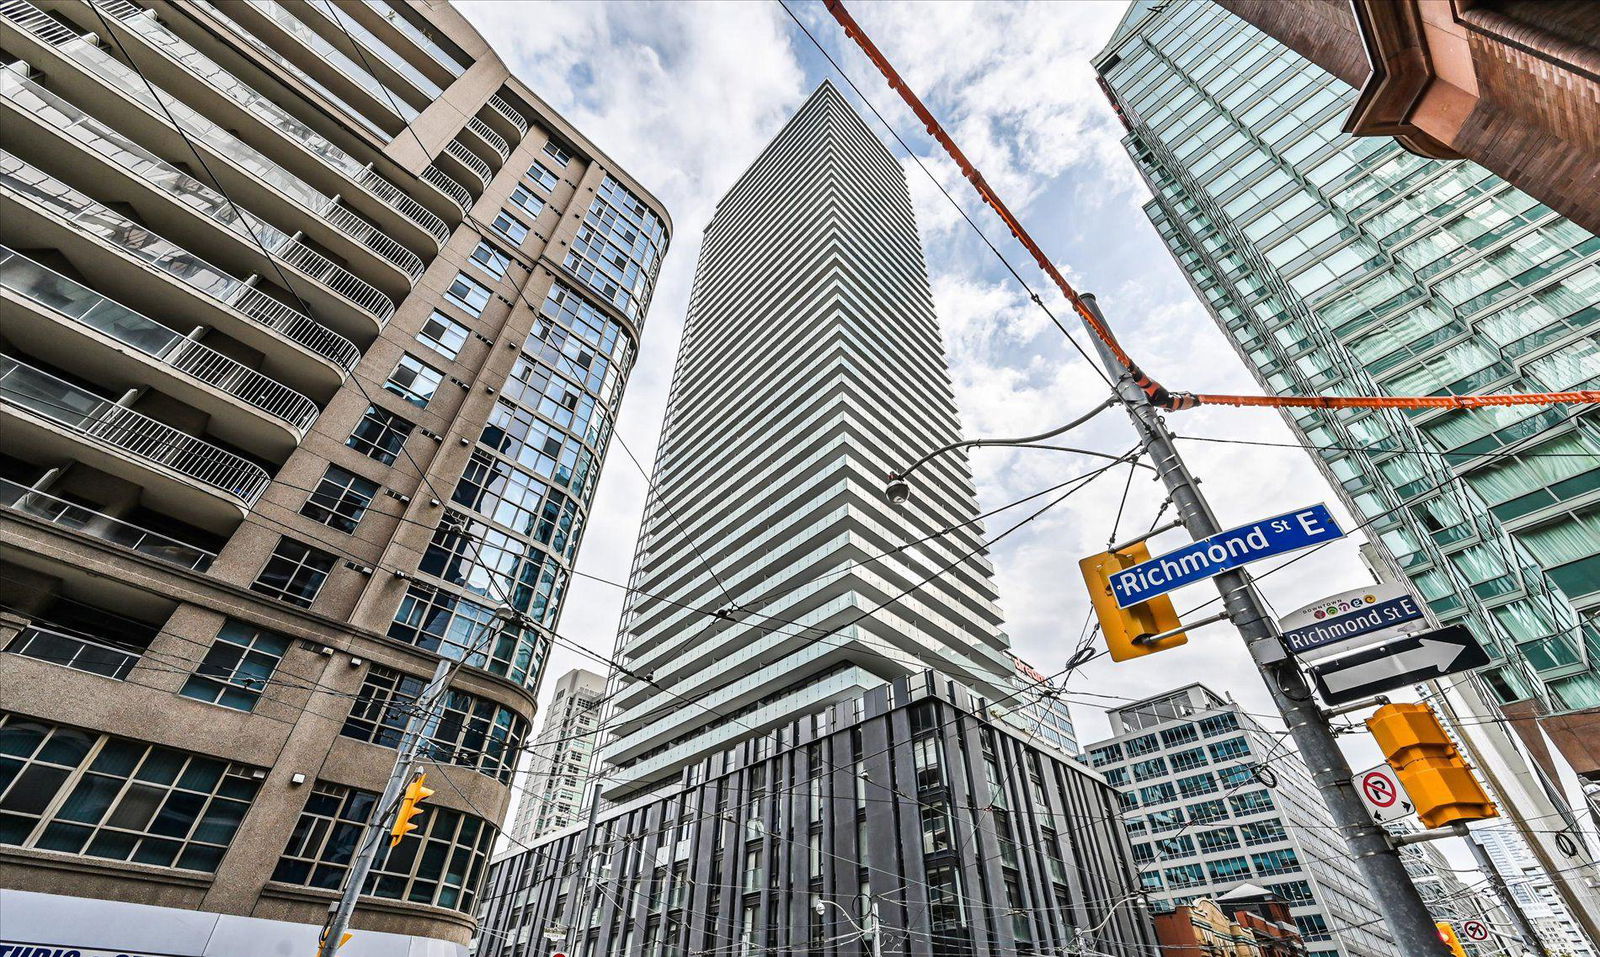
[1437,922,1467,957]
[1367,703,1497,829]
[1079,544,1187,662]
[390,772,435,846]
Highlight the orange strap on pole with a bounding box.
[820,0,1600,417]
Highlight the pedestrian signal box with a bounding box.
[1080,544,1186,662]
[1367,703,1497,829]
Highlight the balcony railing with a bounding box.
[0,150,359,371]
[0,246,319,431]
[238,0,416,122]
[359,0,468,78]
[302,0,441,100]
[486,94,529,138]
[465,116,510,161]
[0,478,217,571]
[278,237,395,321]
[443,140,492,189]
[420,165,472,213]
[0,356,271,506]
[0,0,75,44]
[90,0,448,247]
[6,624,140,679]
[322,200,422,279]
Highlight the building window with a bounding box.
[563,176,666,320]
[912,736,943,791]
[446,272,492,317]
[273,780,493,911]
[1164,863,1205,888]
[347,405,415,466]
[1199,712,1240,737]
[386,354,444,408]
[926,864,965,930]
[0,713,261,872]
[1229,790,1275,817]
[542,141,571,166]
[491,209,529,244]
[510,184,544,218]
[1176,772,1218,798]
[1188,799,1228,824]
[301,465,379,533]
[342,665,528,783]
[1240,819,1288,845]
[527,160,559,192]
[1160,723,1198,748]
[1207,736,1250,761]
[180,620,291,711]
[420,310,471,359]
[1196,827,1240,854]
[1088,744,1123,768]
[1124,733,1160,757]
[387,583,546,688]
[1169,746,1208,771]
[1207,856,1252,882]
[469,241,511,280]
[1131,757,1168,781]
[1251,847,1301,877]
[252,538,335,608]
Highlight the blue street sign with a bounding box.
[1281,591,1424,656]
[1111,504,1345,608]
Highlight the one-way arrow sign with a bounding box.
[1309,625,1489,705]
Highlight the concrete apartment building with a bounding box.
[505,667,605,848]
[1085,685,1393,957]
[0,1,667,952]
[1218,0,1599,235]
[474,83,1153,957]
[1095,0,1599,939]
[1475,821,1598,957]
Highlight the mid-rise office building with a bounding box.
[0,1,667,953]
[1085,685,1393,957]
[1094,0,1600,938]
[506,667,605,847]
[475,83,1152,957]
[1391,824,1510,957]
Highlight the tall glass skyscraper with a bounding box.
[1094,0,1599,936]
[599,81,1054,800]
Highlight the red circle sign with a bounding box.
[1463,920,1489,942]
[1361,771,1398,808]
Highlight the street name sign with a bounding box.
[1280,582,1426,661]
[1110,503,1344,608]
[1353,764,1413,824]
[1309,625,1490,705]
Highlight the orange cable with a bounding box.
[820,0,1600,415]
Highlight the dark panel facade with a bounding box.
[476,674,1152,957]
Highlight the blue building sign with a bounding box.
[1111,504,1344,608]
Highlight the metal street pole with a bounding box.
[1080,293,1447,956]
[318,656,453,957]
[1463,827,1550,957]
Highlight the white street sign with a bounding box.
[1462,920,1490,942]
[1353,764,1414,824]
[1279,582,1426,662]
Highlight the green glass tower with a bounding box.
[1094,0,1599,937]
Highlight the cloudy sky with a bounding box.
[457,0,1380,747]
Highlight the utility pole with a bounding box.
[317,655,452,957]
[1462,827,1550,957]
[1080,293,1447,956]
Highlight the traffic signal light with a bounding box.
[390,772,435,846]
[1079,544,1186,662]
[1437,922,1467,957]
[1366,703,1496,829]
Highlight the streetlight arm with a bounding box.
[887,398,1116,482]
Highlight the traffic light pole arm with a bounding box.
[1081,294,1449,957]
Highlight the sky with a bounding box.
[456,0,1385,751]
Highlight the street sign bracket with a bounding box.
[1107,515,1183,555]
[1134,609,1228,645]
[1390,822,1469,847]
[1318,694,1392,720]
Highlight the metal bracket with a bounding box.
[1133,609,1228,645]
[1390,822,1468,846]
[1319,695,1390,720]
[1107,517,1185,554]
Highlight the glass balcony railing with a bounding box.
[0,246,319,431]
[0,356,271,506]
[91,0,448,246]
[359,0,468,78]
[303,0,441,101]
[464,116,510,162]
[1,48,418,289]
[237,0,417,123]
[0,477,217,570]
[443,140,492,189]
[421,165,472,213]
[485,94,529,138]
[5,624,139,679]
[0,149,360,370]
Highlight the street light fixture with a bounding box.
[883,397,1130,505]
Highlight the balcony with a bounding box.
[441,139,493,192]
[0,149,358,387]
[0,477,217,571]
[296,0,441,102]
[420,164,472,214]
[1,245,318,451]
[484,93,529,142]
[79,0,448,249]
[358,0,467,80]
[0,27,418,298]
[5,623,139,679]
[0,356,271,519]
[463,116,510,164]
